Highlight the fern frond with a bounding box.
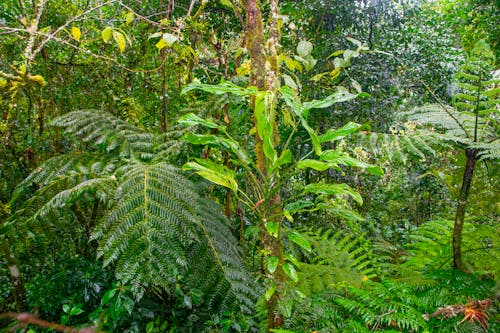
[53,110,156,159]
[90,162,255,315]
[404,104,473,139]
[356,130,453,164]
[296,228,377,295]
[193,199,258,314]
[472,141,500,160]
[91,162,200,289]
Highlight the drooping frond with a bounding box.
[401,41,499,157]
[356,130,451,164]
[472,140,500,160]
[91,162,201,289]
[404,104,475,140]
[184,200,257,314]
[53,110,156,159]
[90,162,255,315]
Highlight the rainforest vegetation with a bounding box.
[0,0,499,332]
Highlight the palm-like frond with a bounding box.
[193,199,258,314]
[6,109,255,315]
[91,162,200,288]
[53,110,156,159]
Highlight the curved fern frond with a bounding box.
[53,110,156,159]
[91,162,200,288]
[192,199,258,314]
[356,130,453,164]
[335,280,427,332]
[404,104,473,139]
[90,162,255,314]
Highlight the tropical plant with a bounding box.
[2,109,257,329]
[403,40,499,271]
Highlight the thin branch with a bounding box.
[31,0,119,61]
[3,27,165,73]
[118,1,161,28]
[24,0,47,64]
[0,312,104,333]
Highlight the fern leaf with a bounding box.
[53,110,156,159]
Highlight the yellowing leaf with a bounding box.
[219,0,234,8]
[71,26,81,42]
[155,38,167,50]
[102,27,112,43]
[27,75,46,87]
[113,31,126,52]
[236,60,251,76]
[125,12,135,25]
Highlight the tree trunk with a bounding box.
[245,0,285,329]
[453,148,477,272]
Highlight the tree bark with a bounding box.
[453,148,477,272]
[245,0,285,329]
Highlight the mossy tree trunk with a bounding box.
[245,0,285,329]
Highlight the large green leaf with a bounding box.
[321,150,384,176]
[288,231,312,252]
[270,149,292,173]
[319,122,363,143]
[295,159,341,172]
[183,159,238,193]
[304,183,363,205]
[283,262,299,282]
[182,81,258,96]
[255,92,277,164]
[268,256,279,274]
[182,133,251,166]
[178,113,219,129]
[280,86,322,155]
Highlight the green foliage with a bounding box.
[7,110,256,320]
[26,257,114,322]
[404,40,499,157]
[294,228,377,296]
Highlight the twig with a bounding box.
[0,312,105,333]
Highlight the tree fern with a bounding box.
[6,110,256,316]
[335,280,428,332]
[403,40,499,159]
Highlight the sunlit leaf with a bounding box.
[71,26,81,41]
[125,12,135,25]
[297,40,313,57]
[268,256,278,273]
[178,113,219,129]
[283,262,299,282]
[319,122,363,143]
[183,159,238,192]
[265,221,279,238]
[102,27,112,43]
[113,31,126,52]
